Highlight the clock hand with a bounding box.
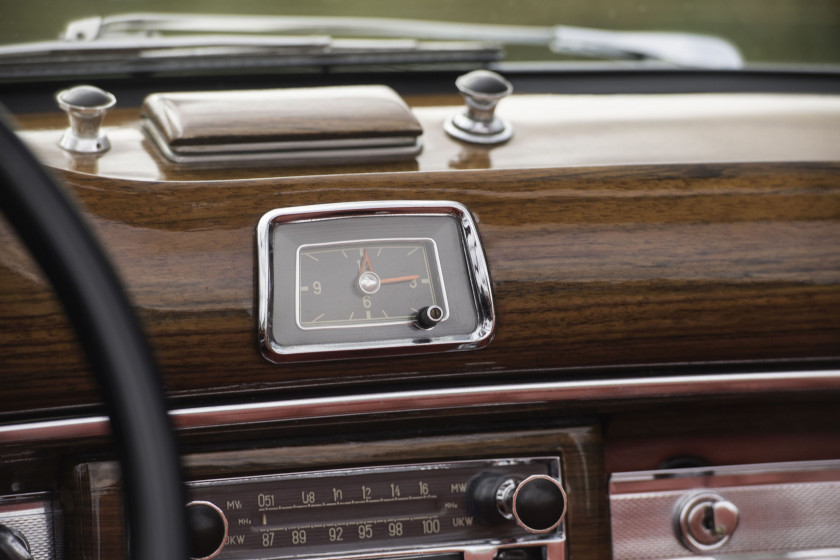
[380,275,420,284]
[359,249,375,274]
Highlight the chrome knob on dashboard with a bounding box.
[444,70,513,145]
[0,524,33,560]
[468,473,567,533]
[186,501,228,560]
[56,85,116,154]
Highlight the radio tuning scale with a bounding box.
[185,458,567,560]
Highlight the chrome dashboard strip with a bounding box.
[1,369,838,443]
[610,459,840,494]
[0,416,111,441]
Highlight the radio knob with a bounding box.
[467,474,567,533]
[0,524,32,560]
[186,501,228,560]
[507,475,567,533]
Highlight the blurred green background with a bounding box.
[2,0,839,64]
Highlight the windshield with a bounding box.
[3,0,839,66]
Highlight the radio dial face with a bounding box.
[186,458,565,560]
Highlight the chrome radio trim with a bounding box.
[210,537,568,560]
[256,201,495,362]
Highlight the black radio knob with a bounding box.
[510,475,567,533]
[467,473,567,534]
[186,501,228,560]
[0,525,32,560]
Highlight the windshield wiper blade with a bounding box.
[65,13,743,69]
[550,26,743,69]
[0,35,501,80]
[0,13,742,80]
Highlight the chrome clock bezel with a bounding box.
[256,201,495,362]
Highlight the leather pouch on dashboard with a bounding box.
[141,85,423,165]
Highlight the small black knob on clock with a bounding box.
[417,305,445,329]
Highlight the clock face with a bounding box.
[296,239,447,329]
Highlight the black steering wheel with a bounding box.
[0,113,188,560]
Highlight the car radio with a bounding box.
[184,458,567,560]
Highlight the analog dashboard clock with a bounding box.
[257,201,495,362]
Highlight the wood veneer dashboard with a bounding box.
[1,88,839,560]
[2,92,840,413]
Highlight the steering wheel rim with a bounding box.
[0,112,188,560]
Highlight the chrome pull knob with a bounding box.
[444,70,513,145]
[57,85,116,153]
[676,492,740,552]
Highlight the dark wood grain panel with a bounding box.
[603,397,840,473]
[0,162,838,414]
[64,427,608,560]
